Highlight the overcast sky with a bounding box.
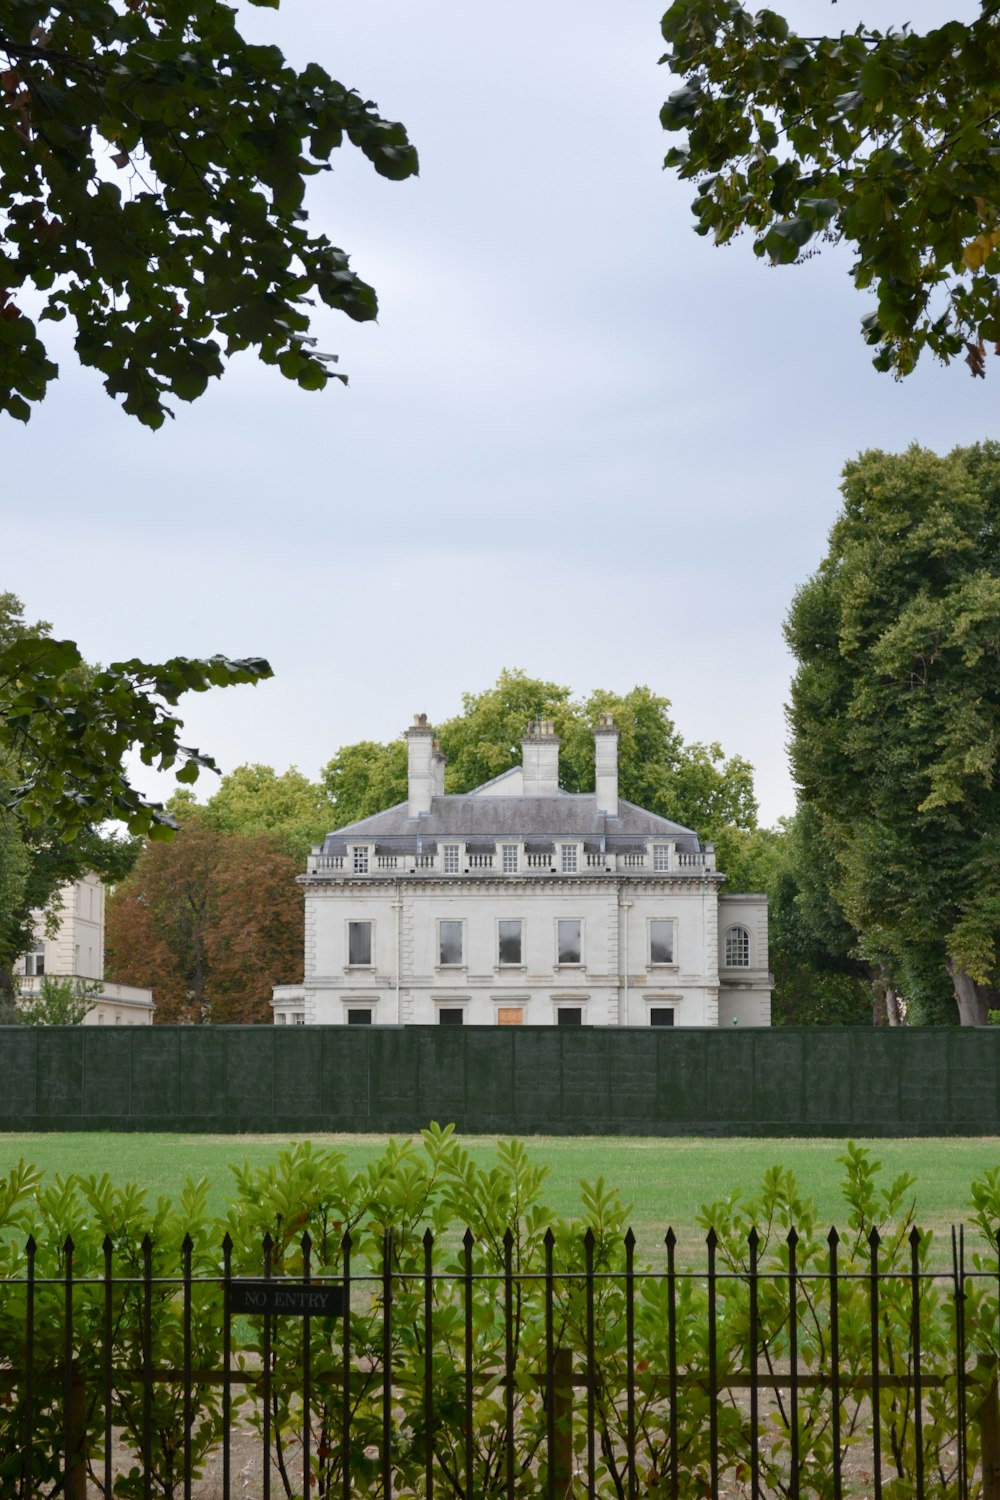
[4,0,993,827]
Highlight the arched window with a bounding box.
[724,925,751,968]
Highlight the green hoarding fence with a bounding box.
[0,1025,996,1135]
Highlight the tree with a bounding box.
[15,973,96,1024]
[320,739,408,830]
[105,820,303,1023]
[0,0,417,426]
[0,589,272,837]
[196,763,333,860]
[0,591,146,1003]
[786,441,1000,1025]
[659,0,1000,377]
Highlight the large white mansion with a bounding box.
[272,716,772,1027]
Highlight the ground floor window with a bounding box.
[438,1008,464,1025]
[556,1007,583,1026]
[347,1008,373,1025]
[649,1008,676,1027]
[497,1006,523,1026]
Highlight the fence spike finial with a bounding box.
[664,1227,676,1250]
[828,1225,839,1248]
[748,1225,760,1251]
[787,1225,799,1249]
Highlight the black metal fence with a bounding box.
[4,1224,1000,1499]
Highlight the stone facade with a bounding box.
[273,717,772,1028]
[14,873,154,1025]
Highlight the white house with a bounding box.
[273,716,772,1028]
[15,873,154,1025]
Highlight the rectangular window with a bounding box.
[650,920,674,965]
[352,846,369,874]
[443,845,461,874]
[557,919,582,965]
[502,844,518,874]
[275,1014,286,1025]
[498,919,522,965]
[291,1012,305,1025]
[497,1007,523,1026]
[348,921,372,965]
[561,844,578,873]
[439,1008,464,1025]
[653,845,670,872]
[557,1007,583,1026]
[347,1008,373,1025]
[439,920,463,966]
[650,1008,675,1027]
[24,944,45,977]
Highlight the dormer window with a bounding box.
[352,846,369,874]
[560,844,578,874]
[443,845,461,874]
[653,845,670,872]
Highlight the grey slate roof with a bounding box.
[322,795,701,856]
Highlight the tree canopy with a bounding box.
[105,818,302,1023]
[0,590,271,838]
[786,442,1000,1025]
[660,0,1000,377]
[0,0,417,425]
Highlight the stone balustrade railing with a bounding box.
[307,844,714,876]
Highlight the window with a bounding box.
[650,920,674,965]
[653,845,670,872]
[275,1013,286,1025]
[25,943,45,977]
[561,844,578,873]
[348,921,373,966]
[290,1012,305,1025]
[502,844,519,874]
[439,920,464,966]
[557,1007,583,1026]
[725,925,751,967]
[557,919,582,964]
[438,1008,464,1025]
[443,845,461,874]
[650,1008,676,1027]
[497,1007,523,1026]
[347,1008,373,1025]
[352,846,369,874]
[498,920,523,965]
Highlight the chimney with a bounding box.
[432,738,447,797]
[594,713,620,817]
[521,719,561,796]
[406,713,435,817]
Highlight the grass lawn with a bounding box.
[1,1131,999,1261]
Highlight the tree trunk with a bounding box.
[947,961,990,1026]
[885,987,904,1026]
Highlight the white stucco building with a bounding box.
[273,716,772,1028]
[15,873,154,1025]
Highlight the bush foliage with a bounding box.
[1,1127,999,1497]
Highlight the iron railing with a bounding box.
[2,1224,999,1499]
